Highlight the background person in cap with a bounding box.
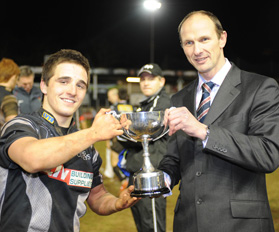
[13,65,42,114]
[120,63,171,232]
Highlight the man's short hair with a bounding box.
[19,66,34,79]
[41,49,90,88]
[178,10,224,43]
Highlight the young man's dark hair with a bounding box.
[42,49,91,87]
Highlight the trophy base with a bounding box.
[130,187,170,198]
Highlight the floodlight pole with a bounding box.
[150,12,155,63]
[144,0,161,63]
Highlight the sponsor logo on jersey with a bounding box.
[77,150,91,160]
[45,165,93,188]
[42,111,54,124]
[69,170,93,188]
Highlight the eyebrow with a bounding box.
[57,76,88,87]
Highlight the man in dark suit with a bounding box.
[158,10,279,232]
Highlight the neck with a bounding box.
[0,83,12,92]
[56,117,73,128]
[199,57,226,81]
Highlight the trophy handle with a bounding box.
[152,106,176,141]
[152,125,169,141]
[120,133,138,143]
[106,110,121,119]
[106,111,138,142]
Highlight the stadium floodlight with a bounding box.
[143,0,161,12]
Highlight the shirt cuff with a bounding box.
[202,137,208,148]
[163,172,172,198]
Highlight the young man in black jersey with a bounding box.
[0,49,139,232]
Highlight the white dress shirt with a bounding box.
[196,59,232,110]
[196,59,232,146]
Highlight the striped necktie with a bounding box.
[197,81,215,123]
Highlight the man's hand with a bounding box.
[115,185,140,211]
[87,184,140,215]
[90,108,124,141]
[164,107,207,140]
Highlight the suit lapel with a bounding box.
[183,79,198,115]
[204,64,241,125]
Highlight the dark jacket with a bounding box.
[13,86,42,114]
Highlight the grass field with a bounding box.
[80,141,279,232]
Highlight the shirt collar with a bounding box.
[38,108,76,132]
[197,58,232,90]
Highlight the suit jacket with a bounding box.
[158,64,279,232]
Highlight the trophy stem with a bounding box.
[141,135,155,172]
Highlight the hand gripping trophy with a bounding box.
[108,110,170,232]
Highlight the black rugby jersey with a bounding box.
[0,108,103,232]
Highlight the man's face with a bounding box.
[107,88,119,104]
[17,75,34,93]
[180,14,227,80]
[40,62,88,126]
[139,72,165,97]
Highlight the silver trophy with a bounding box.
[109,110,170,198]
[108,110,170,232]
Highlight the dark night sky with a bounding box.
[1,0,279,78]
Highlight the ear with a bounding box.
[10,74,18,83]
[8,75,18,91]
[40,79,47,94]
[219,31,227,49]
[160,77,166,87]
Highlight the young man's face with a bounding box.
[40,62,88,126]
[139,72,165,97]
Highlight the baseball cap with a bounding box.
[138,63,162,77]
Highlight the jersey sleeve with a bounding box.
[1,94,18,117]
[0,117,39,169]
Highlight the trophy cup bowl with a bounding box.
[120,111,165,142]
[118,111,170,198]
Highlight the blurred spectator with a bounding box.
[13,66,42,114]
[79,106,97,129]
[104,87,133,181]
[0,58,20,128]
[107,87,133,113]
